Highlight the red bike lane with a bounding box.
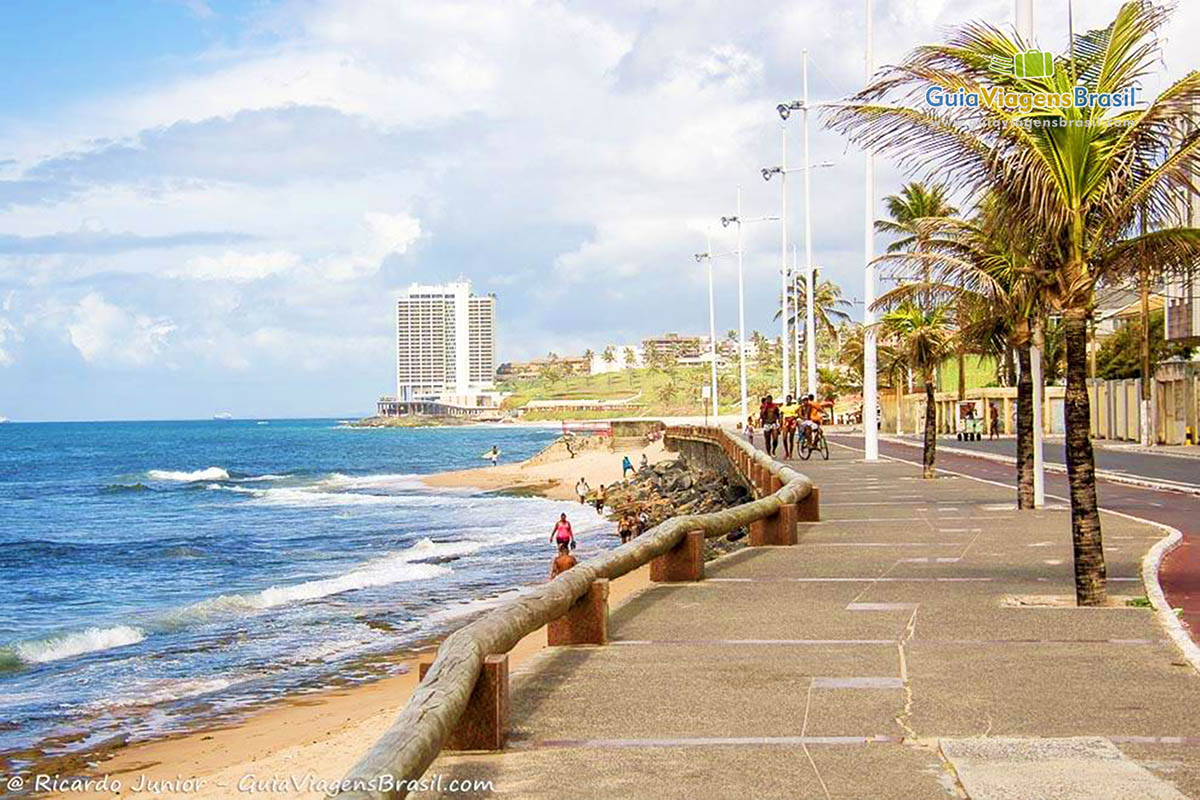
[828,433,1200,641]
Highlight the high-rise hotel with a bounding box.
[394,281,496,405]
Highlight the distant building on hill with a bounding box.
[641,333,705,362]
[382,281,499,416]
[498,355,590,380]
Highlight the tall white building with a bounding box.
[395,281,496,402]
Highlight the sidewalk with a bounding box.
[412,448,1200,799]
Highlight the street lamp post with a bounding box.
[778,51,835,401]
[863,0,879,460]
[722,192,778,424]
[1016,0,1045,506]
[694,231,729,423]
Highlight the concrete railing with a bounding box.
[331,425,817,800]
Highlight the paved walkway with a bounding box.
[413,445,1200,799]
[863,432,1200,652]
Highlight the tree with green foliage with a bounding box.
[1096,311,1192,379]
[830,2,1200,605]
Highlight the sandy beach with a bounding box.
[423,437,671,500]
[57,434,669,799]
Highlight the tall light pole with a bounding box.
[724,188,750,425]
[863,0,879,460]
[777,51,835,398]
[1016,0,1045,506]
[694,231,726,422]
[722,193,778,424]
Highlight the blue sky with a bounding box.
[0,0,1194,420]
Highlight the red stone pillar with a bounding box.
[548,579,609,646]
[419,654,508,751]
[650,530,704,582]
[750,503,799,546]
[796,487,820,522]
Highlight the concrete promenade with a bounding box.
[413,443,1200,799]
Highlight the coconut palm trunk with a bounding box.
[1015,344,1034,509]
[922,375,937,479]
[1064,307,1107,605]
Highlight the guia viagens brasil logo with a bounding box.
[925,49,1139,112]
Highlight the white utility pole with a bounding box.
[779,125,791,400]
[705,231,720,420]
[1016,0,1045,506]
[735,187,748,424]
[802,49,818,398]
[863,0,879,460]
[793,244,802,396]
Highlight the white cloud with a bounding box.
[67,293,176,367]
[173,250,299,282]
[0,317,19,366]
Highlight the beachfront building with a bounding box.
[389,281,499,415]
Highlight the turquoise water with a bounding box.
[0,420,614,768]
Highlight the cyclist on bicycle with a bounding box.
[799,394,825,449]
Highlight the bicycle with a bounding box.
[799,425,829,461]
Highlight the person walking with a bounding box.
[989,401,1000,440]
[549,542,577,578]
[487,445,500,466]
[622,455,634,478]
[780,394,799,459]
[592,484,607,514]
[760,395,781,456]
[575,477,590,504]
[551,513,575,550]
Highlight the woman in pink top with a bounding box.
[551,513,575,550]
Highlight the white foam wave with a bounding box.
[94,676,238,709]
[322,472,427,491]
[148,467,230,482]
[251,556,450,608]
[14,625,146,664]
[161,538,465,625]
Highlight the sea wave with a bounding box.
[148,467,230,482]
[9,625,147,665]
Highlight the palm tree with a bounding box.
[871,205,1044,509]
[877,182,958,256]
[777,277,854,358]
[622,346,637,389]
[876,302,956,478]
[602,345,617,386]
[827,1,1200,605]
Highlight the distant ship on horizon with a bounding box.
[213,412,233,421]
[0,416,9,423]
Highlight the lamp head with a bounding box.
[776,103,790,120]
[720,216,736,228]
[694,252,707,262]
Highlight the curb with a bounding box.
[879,435,1200,497]
[842,437,1200,676]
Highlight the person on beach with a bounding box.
[636,509,650,537]
[550,542,577,578]
[592,484,607,514]
[617,514,634,544]
[639,453,648,472]
[989,402,1000,440]
[487,445,500,466]
[551,513,575,550]
[780,394,799,459]
[575,477,590,504]
[622,455,634,478]
[760,395,781,456]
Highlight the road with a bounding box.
[886,434,1200,491]
[828,432,1200,643]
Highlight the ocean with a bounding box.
[0,419,613,770]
